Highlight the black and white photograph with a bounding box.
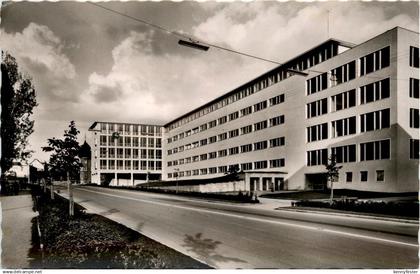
[0,0,419,271]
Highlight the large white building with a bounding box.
[89,121,163,186]
[162,27,419,193]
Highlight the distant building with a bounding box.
[162,27,419,193]
[88,121,163,186]
[79,141,91,184]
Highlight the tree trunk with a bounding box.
[68,172,74,216]
[329,179,334,204]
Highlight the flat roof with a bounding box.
[163,38,355,127]
[88,121,163,131]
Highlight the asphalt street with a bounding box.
[58,185,419,269]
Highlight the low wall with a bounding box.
[145,180,247,193]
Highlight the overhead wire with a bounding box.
[88,2,283,65]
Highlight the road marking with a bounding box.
[77,188,419,248]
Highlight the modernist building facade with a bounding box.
[162,27,419,193]
[89,121,163,186]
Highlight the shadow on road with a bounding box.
[182,233,246,266]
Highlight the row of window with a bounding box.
[307,139,390,166]
[167,94,285,144]
[167,137,285,167]
[167,116,285,155]
[307,108,390,142]
[344,170,385,183]
[166,44,341,132]
[307,46,390,95]
[99,160,162,170]
[98,148,162,159]
[99,135,162,148]
[99,123,162,136]
[167,158,286,178]
[307,77,391,119]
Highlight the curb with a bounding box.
[276,207,419,224]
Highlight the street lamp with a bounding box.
[178,39,209,51]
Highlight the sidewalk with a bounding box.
[1,194,38,269]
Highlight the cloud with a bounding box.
[1,22,76,79]
[83,30,271,123]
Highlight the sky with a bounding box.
[0,0,418,163]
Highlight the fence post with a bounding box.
[68,172,74,216]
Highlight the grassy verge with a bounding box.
[30,186,210,269]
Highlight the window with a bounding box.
[270,159,285,168]
[218,133,228,141]
[208,167,217,174]
[254,160,268,169]
[410,46,419,68]
[200,168,208,175]
[360,109,390,132]
[229,147,239,155]
[269,94,285,106]
[241,162,252,171]
[270,137,285,147]
[200,153,208,161]
[254,100,268,112]
[100,160,107,169]
[125,149,131,158]
[192,156,199,162]
[254,140,268,150]
[100,148,107,158]
[156,139,162,148]
[117,160,124,170]
[209,152,217,159]
[360,46,390,75]
[241,106,253,116]
[101,123,107,132]
[200,123,208,132]
[241,125,253,135]
[140,138,147,147]
[360,171,368,182]
[218,149,228,157]
[346,172,353,183]
[307,98,328,118]
[307,149,328,166]
[109,160,115,169]
[218,166,227,173]
[331,144,356,163]
[331,60,356,86]
[307,73,328,95]
[192,127,199,134]
[109,148,115,158]
[208,120,217,129]
[241,144,253,153]
[376,170,385,182]
[254,120,268,131]
[410,108,419,128]
[229,129,239,138]
[410,78,419,98]
[148,138,154,148]
[218,116,227,125]
[332,89,356,112]
[125,160,131,170]
[360,78,390,104]
[100,136,107,146]
[332,116,356,137]
[269,115,285,127]
[148,150,155,159]
[117,148,124,158]
[307,123,328,142]
[360,139,390,161]
[200,139,208,146]
[410,139,419,159]
[229,111,239,121]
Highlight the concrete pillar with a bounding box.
[114,172,117,186]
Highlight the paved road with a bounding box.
[58,185,419,269]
